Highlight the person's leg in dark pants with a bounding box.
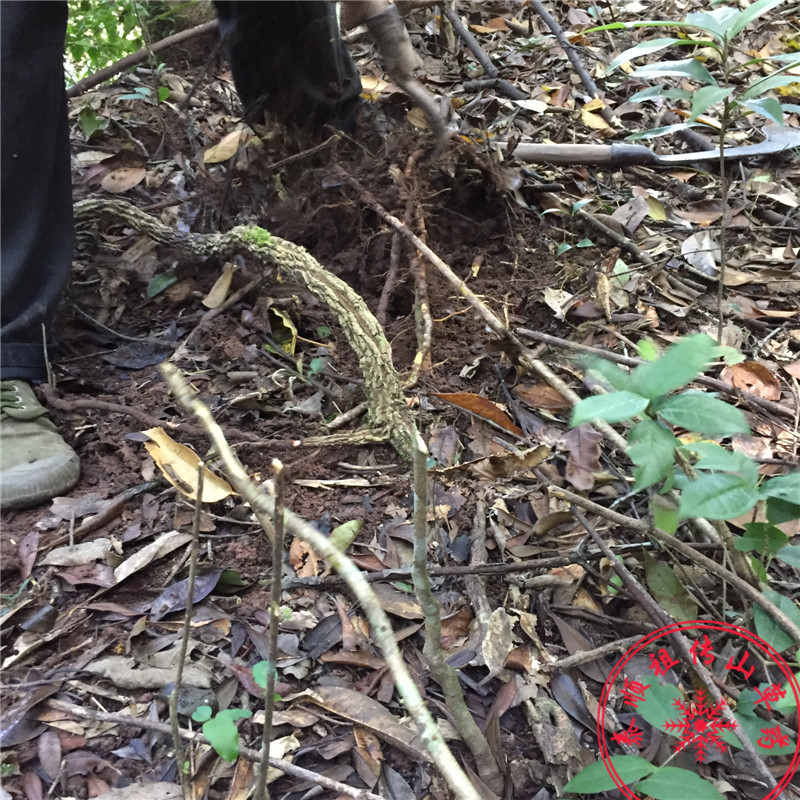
[213,1,362,130]
[1,1,79,509]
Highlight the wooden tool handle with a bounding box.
[509,143,658,166]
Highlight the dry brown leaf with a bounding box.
[92,784,182,800]
[433,391,522,436]
[513,384,571,411]
[303,685,432,761]
[142,427,234,502]
[101,167,147,193]
[563,425,603,492]
[202,262,237,309]
[114,530,193,584]
[203,128,249,163]
[482,608,513,679]
[720,361,782,401]
[466,445,550,481]
[782,360,800,379]
[370,583,423,620]
[289,536,321,578]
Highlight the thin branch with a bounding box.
[159,363,483,800]
[254,460,286,800]
[169,464,203,799]
[44,699,385,800]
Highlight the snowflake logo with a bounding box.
[662,691,737,762]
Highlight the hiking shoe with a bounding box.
[0,380,80,510]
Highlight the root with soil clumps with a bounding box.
[73,197,415,458]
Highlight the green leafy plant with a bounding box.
[66,0,147,82]
[191,661,278,761]
[566,334,800,797]
[191,704,252,762]
[572,334,800,531]
[66,1,189,82]
[593,0,800,138]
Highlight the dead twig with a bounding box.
[574,208,655,267]
[461,78,528,100]
[440,6,528,101]
[527,0,616,127]
[254,459,286,800]
[169,465,203,799]
[160,363,483,800]
[37,384,266,444]
[43,699,385,800]
[411,438,503,794]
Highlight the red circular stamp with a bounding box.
[598,621,800,799]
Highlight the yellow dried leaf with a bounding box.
[101,167,147,194]
[142,427,234,502]
[203,129,248,163]
[202,262,236,309]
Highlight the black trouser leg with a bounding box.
[1,1,72,381]
[214,1,361,130]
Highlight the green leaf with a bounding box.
[570,391,649,426]
[584,358,634,392]
[743,97,785,126]
[777,544,800,568]
[330,519,363,552]
[753,588,800,652]
[630,334,716,399]
[633,58,716,85]
[308,356,327,376]
[750,554,769,584]
[146,272,178,298]
[203,709,252,761]
[760,471,800,502]
[736,522,789,556]
[629,85,693,103]
[157,85,171,103]
[191,704,213,723]
[638,683,684,732]
[78,107,107,141]
[689,86,733,121]
[651,495,679,533]
[741,72,800,101]
[639,766,726,800]
[563,755,655,793]
[626,122,701,140]
[556,242,572,256]
[684,7,741,38]
[687,442,759,485]
[766,497,800,525]
[637,339,659,361]
[734,707,795,757]
[678,473,758,520]
[658,391,750,435]
[644,554,697,621]
[727,0,788,38]
[607,37,688,71]
[628,419,678,491]
[252,660,276,690]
